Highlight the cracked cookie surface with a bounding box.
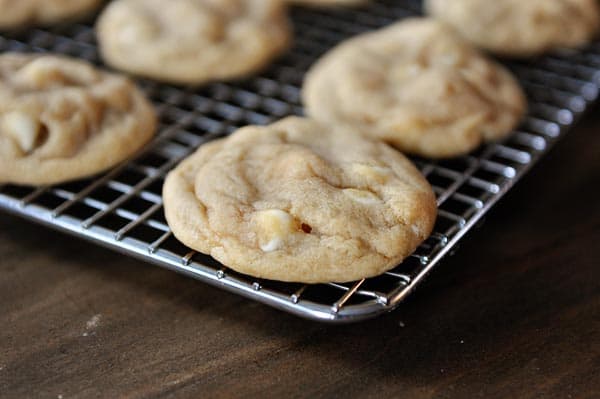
[0,53,156,185]
[425,0,600,57]
[303,18,526,158]
[96,0,291,85]
[0,0,101,29]
[163,116,437,283]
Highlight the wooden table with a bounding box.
[1,108,599,399]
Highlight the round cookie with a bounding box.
[96,0,292,85]
[163,116,437,283]
[0,53,156,185]
[425,0,600,57]
[302,18,526,158]
[0,0,101,29]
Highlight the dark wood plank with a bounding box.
[1,108,599,399]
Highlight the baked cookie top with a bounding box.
[0,0,101,29]
[0,53,156,185]
[96,0,291,85]
[163,116,437,283]
[425,0,600,57]
[302,18,526,158]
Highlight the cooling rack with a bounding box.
[1,1,599,322]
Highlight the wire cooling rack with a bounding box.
[1,1,599,322]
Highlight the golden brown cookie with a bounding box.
[303,18,526,158]
[0,0,101,29]
[0,53,156,185]
[425,0,600,57]
[163,116,437,283]
[96,0,292,85]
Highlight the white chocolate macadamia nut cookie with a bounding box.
[96,0,292,85]
[163,117,437,283]
[303,18,527,158]
[0,0,101,29]
[425,0,600,57]
[0,53,156,185]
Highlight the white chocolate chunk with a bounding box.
[254,209,296,252]
[2,112,41,152]
[351,163,392,183]
[343,188,381,205]
[260,237,284,253]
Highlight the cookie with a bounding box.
[163,116,437,283]
[0,53,156,185]
[302,18,526,158]
[96,0,292,85]
[425,0,600,57]
[0,0,101,29]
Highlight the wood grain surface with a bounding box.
[1,107,599,399]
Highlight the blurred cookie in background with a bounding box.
[0,0,101,29]
[303,18,526,158]
[96,0,291,85]
[425,0,600,57]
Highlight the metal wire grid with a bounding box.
[1,1,599,322]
